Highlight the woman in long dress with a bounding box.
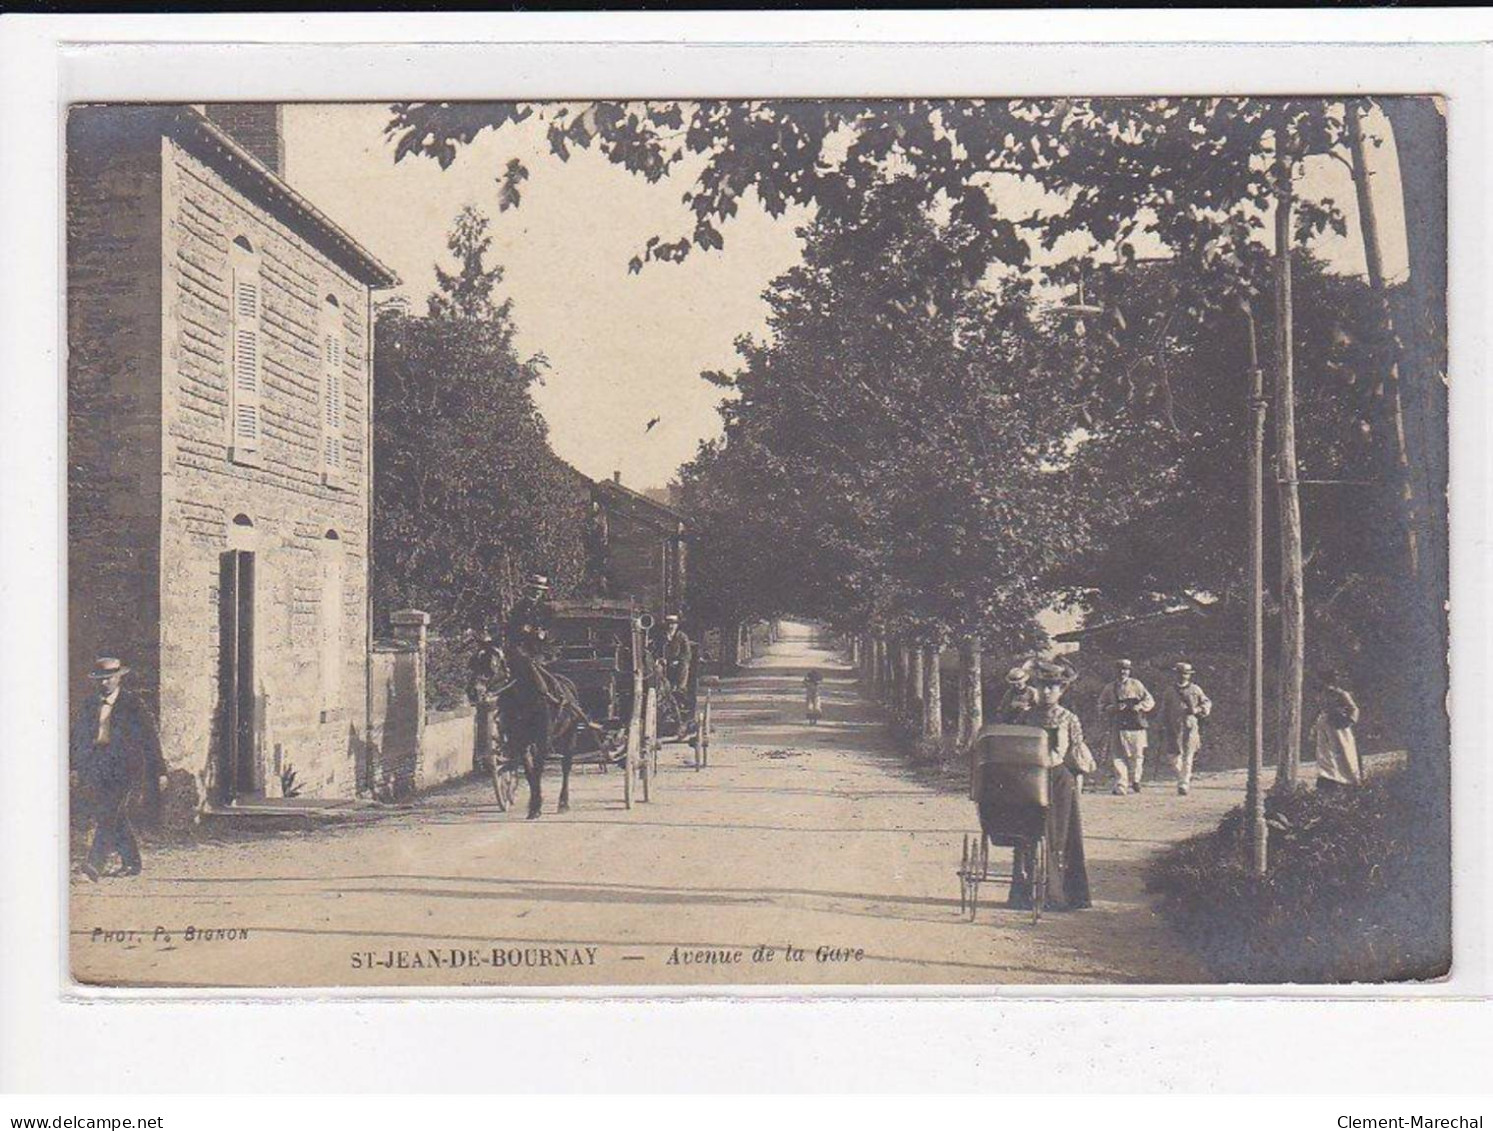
[1009,660,1093,911]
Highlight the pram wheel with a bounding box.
[1031,836,1048,924]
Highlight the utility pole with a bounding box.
[1242,299,1270,876]
[1273,139,1305,792]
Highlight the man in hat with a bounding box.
[1159,662,1213,796]
[996,663,1039,724]
[658,613,695,726]
[69,657,166,880]
[504,574,553,658]
[1097,658,1155,795]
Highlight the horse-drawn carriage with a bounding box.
[480,597,673,814]
[957,725,1052,925]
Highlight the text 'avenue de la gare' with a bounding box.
[665,945,866,966]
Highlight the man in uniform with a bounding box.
[1159,661,1213,796]
[69,657,167,880]
[1097,658,1155,795]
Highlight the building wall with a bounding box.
[604,508,668,612]
[66,108,165,724]
[156,134,373,804]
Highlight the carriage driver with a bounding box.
[505,574,553,658]
[657,613,696,727]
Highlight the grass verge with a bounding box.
[1144,766,1450,983]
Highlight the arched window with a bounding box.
[320,294,345,485]
[228,237,263,465]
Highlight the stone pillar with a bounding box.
[389,609,429,790]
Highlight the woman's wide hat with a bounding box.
[1031,658,1078,686]
[89,656,129,680]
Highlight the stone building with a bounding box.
[67,104,398,814]
[590,473,689,617]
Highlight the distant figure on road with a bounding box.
[804,669,823,724]
[1313,669,1363,792]
[69,656,166,881]
[997,664,1038,724]
[1011,660,1093,912]
[1098,658,1155,795]
[1159,662,1212,796]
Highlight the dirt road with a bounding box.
[69,623,1244,988]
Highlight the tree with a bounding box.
[387,97,1445,781]
[372,208,592,632]
[676,179,1078,738]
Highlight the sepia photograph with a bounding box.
[63,93,1449,990]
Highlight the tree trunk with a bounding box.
[1273,145,1305,791]
[922,645,943,741]
[891,640,906,711]
[957,636,983,748]
[910,641,925,714]
[1348,103,1425,579]
[848,635,860,668]
[1378,97,1451,817]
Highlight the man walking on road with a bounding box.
[70,657,166,880]
[1098,658,1154,795]
[1159,662,1212,796]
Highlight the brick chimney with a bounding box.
[613,470,622,484]
[203,103,285,177]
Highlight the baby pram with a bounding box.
[957,724,1051,925]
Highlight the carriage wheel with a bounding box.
[1031,837,1049,925]
[490,760,516,812]
[957,835,970,915]
[623,742,634,810]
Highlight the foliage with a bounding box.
[1145,766,1450,982]
[675,178,1087,649]
[372,207,594,633]
[387,98,1350,279]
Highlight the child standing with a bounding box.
[804,669,823,724]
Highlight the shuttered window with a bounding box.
[321,296,345,486]
[228,238,263,466]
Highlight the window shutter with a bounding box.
[321,327,344,481]
[231,270,263,462]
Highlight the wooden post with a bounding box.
[957,635,983,748]
[1273,142,1305,792]
[922,645,943,740]
[1243,302,1270,875]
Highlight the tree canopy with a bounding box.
[372,207,594,632]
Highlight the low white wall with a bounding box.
[418,706,476,792]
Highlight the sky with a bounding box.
[282,101,1410,492]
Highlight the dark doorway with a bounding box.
[217,549,258,803]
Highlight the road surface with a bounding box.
[69,623,1245,988]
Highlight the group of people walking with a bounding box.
[997,656,1212,797]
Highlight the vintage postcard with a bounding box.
[65,96,1449,989]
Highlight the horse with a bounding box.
[497,646,594,819]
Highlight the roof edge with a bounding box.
[169,106,400,290]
